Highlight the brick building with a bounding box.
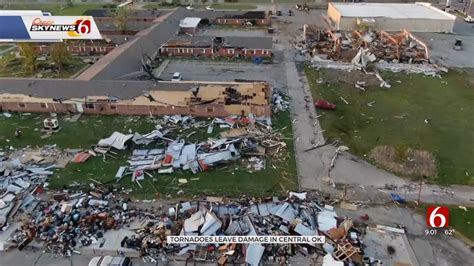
[159,36,273,59]
[36,42,116,56]
[215,11,271,26]
[0,79,271,117]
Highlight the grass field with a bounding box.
[0,53,88,78]
[448,206,474,242]
[305,67,474,185]
[0,113,297,198]
[0,3,114,15]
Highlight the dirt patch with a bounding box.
[369,145,437,177]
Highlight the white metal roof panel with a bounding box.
[331,2,455,21]
[179,17,201,28]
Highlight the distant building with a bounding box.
[36,41,116,56]
[327,2,456,32]
[179,17,202,34]
[215,11,270,26]
[159,36,273,59]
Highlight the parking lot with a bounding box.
[419,32,474,68]
[159,55,287,89]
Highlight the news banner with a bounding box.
[168,235,325,244]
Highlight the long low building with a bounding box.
[159,36,273,59]
[0,79,271,117]
[327,2,456,32]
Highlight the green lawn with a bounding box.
[0,54,88,78]
[0,113,297,198]
[305,67,474,185]
[0,3,114,15]
[449,207,474,242]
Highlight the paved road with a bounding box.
[419,32,474,68]
[78,8,249,81]
[338,206,474,266]
[454,17,474,35]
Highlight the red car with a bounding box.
[315,99,336,110]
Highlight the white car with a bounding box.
[171,72,182,82]
[186,5,194,10]
[205,6,214,11]
[465,15,473,23]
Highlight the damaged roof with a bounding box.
[163,36,273,50]
[221,11,267,20]
[164,36,214,48]
[0,78,268,100]
[224,36,273,50]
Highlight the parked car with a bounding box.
[315,99,336,110]
[454,39,462,51]
[465,15,474,23]
[88,256,130,266]
[186,5,194,10]
[205,6,214,11]
[171,72,182,82]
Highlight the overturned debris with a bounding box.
[92,115,287,178]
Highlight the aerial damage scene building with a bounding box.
[0,3,473,266]
[215,11,271,26]
[0,80,271,117]
[327,2,456,32]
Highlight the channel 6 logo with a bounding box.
[426,206,449,228]
[68,19,91,37]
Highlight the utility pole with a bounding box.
[417,180,423,205]
[468,0,473,16]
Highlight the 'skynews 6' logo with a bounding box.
[426,206,449,228]
[68,19,91,37]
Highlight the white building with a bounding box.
[327,2,456,32]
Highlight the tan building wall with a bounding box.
[0,82,272,117]
[328,3,455,32]
[0,101,271,117]
[327,3,341,29]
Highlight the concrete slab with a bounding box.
[364,226,418,266]
[80,229,139,257]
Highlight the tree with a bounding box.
[17,43,38,73]
[114,7,129,34]
[50,42,71,72]
[65,0,73,7]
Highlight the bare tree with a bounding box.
[114,7,129,34]
[50,42,71,72]
[17,43,38,73]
